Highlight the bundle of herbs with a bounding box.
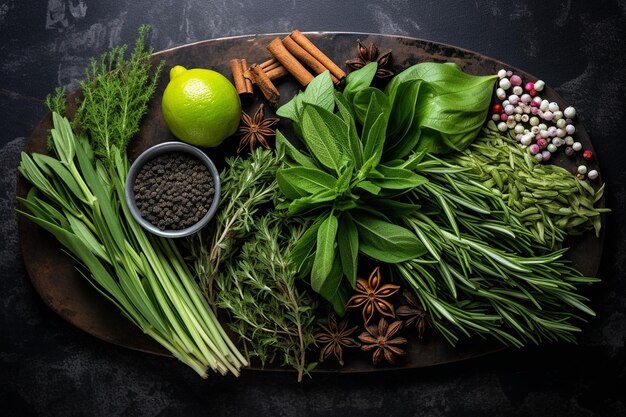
[190,148,318,381]
[18,27,246,377]
[274,62,602,348]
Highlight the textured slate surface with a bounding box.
[1,1,625,416]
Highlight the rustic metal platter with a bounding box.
[17,32,604,373]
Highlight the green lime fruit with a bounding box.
[161,65,241,147]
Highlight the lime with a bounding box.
[161,65,241,147]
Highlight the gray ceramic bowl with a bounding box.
[125,141,221,238]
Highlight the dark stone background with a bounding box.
[1,1,625,416]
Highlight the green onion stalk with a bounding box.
[18,113,247,377]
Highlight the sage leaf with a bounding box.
[301,70,335,113]
[288,189,337,215]
[353,212,426,262]
[311,213,339,293]
[337,214,359,287]
[300,104,345,173]
[343,62,377,106]
[361,89,390,167]
[277,167,337,198]
[333,91,363,167]
[276,131,317,169]
[370,164,429,190]
[318,256,349,316]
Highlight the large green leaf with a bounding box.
[361,89,390,167]
[333,91,363,167]
[275,131,317,169]
[353,212,426,263]
[300,104,345,174]
[277,166,337,198]
[384,62,498,155]
[311,213,339,293]
[343,62,377,107]
[337,213,359,287]
[370,164,429,190]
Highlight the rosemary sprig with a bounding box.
[215,213,318,382]
[394,155,600,346]
[191,147,283,304]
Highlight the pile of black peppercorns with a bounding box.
[133,152,214,230]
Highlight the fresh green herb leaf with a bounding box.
[300,104,345,174]
[337,213,359,287]
[353,212,426,262]
[311,213,339,293]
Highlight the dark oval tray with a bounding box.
[17,32,604,373]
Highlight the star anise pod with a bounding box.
[396,290,429,339]
[358,317,407,365]
[345,39,394,79]
[236,104,279,153]
[314,314,361,366]
[346,266,400,324]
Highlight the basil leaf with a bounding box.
[384,79,423,160]
[337,214,359,287]
[300,104,345,174]
[353,212,426,263]
[384,62,498,154]
[370,164,429,190]
[311,213,339,293]
[277,167,337,197]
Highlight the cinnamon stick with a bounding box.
[260,58,281,72]
[230,59,251,95]
[290,30,346,81]
[267,37,314,86]
[266,64,289,81]
[241,58,253,93]
[282,35,339,84]
[250,64,280,106]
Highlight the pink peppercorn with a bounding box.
[537,138,548,149]
[510,75,522,86]
[501,113,508,121]
[530,100,540,107]
[529,144,540,155]
[541,150,551,161]
[525,82,535,91]
[565,146,574,156]
[529,89,537,96]
[583,150,593,160]
[492,103,503,114]
[531,107,539,115]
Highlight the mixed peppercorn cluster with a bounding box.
[491,69,598,180]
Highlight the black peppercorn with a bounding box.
[132,152,214,230]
